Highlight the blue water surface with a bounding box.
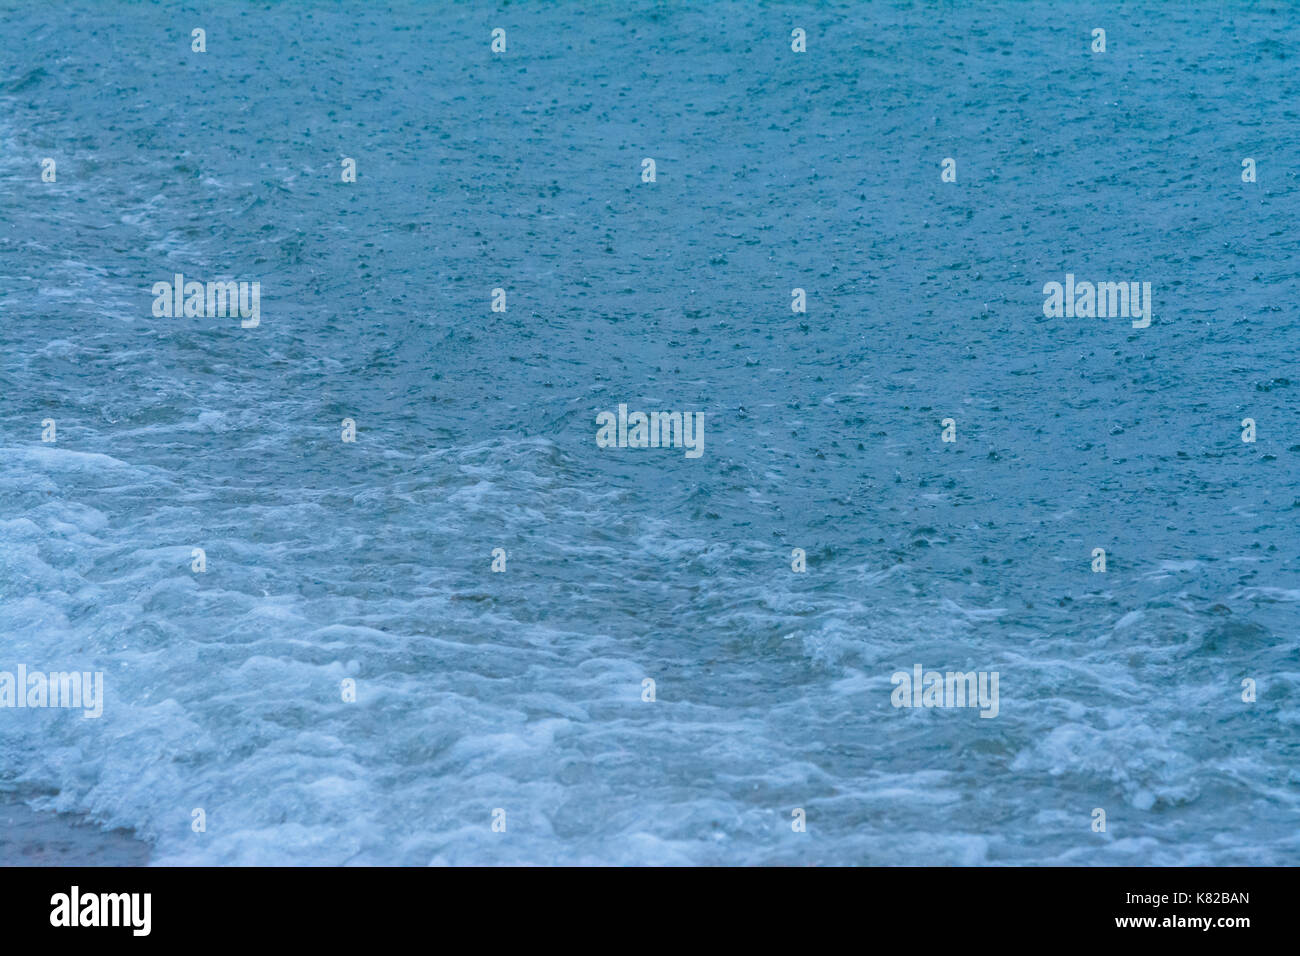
[0,1,1297,864]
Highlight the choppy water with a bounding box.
[1,1,1298,865]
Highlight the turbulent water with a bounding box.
[1,1,1298,865]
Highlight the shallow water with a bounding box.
[1,1,1298,864]
[0,794,148,866]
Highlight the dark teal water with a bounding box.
[0,1,1297,864]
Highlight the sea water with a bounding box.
[0,1,1297,865]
